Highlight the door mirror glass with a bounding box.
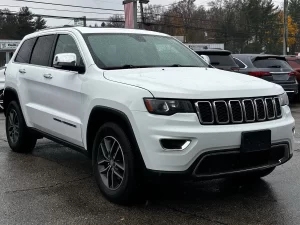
[53,53,85,74]
[201,55,211,64]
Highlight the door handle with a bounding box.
[43,74,53,79]
[19,69,26,74]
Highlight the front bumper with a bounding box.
[132,106,295,173]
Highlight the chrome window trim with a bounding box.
[228,100,243,123]
[213,100,229,124]
[195,101,214,124]
[265,98,275,119]
[254,98,266,121]
[233,57,248,69]
[242,99,255,122]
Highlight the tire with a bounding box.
[6,101,37,153]
[92,122,138,204]
[0,89,4,112]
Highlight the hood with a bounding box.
[104,67,284,99]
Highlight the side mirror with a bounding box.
[201,55,211,64]
[53,53,85,74]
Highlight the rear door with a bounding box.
[10,37,37,125]
[22,35,57,129]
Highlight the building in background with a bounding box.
[0,40,21,67]
[185,43,225,51]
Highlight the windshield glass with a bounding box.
[253,58,291,69]
[84,33,207,70]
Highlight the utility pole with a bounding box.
[139,0,149,29]
[123,0,138,29]
[83,16,87,27]
[283,0,288,55]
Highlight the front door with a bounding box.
[35,33,85,147]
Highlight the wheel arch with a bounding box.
[3,87,20,116]
[86,106,146,169]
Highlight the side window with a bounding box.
[53,34,83,66]
[15,38,36,64]
[234,58,246,69]
[31,35,56,66]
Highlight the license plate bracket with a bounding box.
[241,130,271,153]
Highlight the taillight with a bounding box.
[248,71,271,77]
[289,71,296,76]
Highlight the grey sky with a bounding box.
[1,0,283,27]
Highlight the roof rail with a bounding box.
[36,25,76,32]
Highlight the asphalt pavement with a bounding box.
[1,105,300,225]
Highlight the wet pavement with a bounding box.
[1,104,300,225]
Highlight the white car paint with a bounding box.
[4,27,295,172]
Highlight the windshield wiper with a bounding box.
[105,65,157,70]
[268,65,281,68]
[168,64,199,67]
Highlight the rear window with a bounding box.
[196,52,236,66]
[31,35,56,66]
[253,58,291,69]
[15,38,36,64]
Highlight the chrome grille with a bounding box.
[213,101,229,124]
[195,96,282,125]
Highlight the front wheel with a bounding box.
[92,122,138,204]
[6,101,37,153]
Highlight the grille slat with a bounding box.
[242,99,255,122]
[265,98,275,119]
[195,97,280,125]
[228,100,243,123]
[213,101,229,124]
[274,97,282,118]
[197,101,214,124]
[254,99,266,121]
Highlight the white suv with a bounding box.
[4,27,295,204]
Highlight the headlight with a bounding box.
[144,99,194,115]
[279,92,289,106]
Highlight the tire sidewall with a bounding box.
[92,123,136,203]
[6,101,26,150]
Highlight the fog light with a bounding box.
[160,139,191,151]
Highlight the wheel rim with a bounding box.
[0,90,3,110]
[7,109,19,144]
[97,136,125,190]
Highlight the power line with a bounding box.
[10,0,124,12]
[0,4,124,15]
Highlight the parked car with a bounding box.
[4,27,295,204]
[285,56,300,94]
[233,54,298,99]
[194,49,239,72]
[0,67,5,111]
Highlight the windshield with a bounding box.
[253,58,291,69]
[84,33,207,70]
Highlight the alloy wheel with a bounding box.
[7,109,19,144]
[97,136,125,190]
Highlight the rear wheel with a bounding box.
[0,89,3,112]
[6,101,37,153]
[92,122,138,204]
